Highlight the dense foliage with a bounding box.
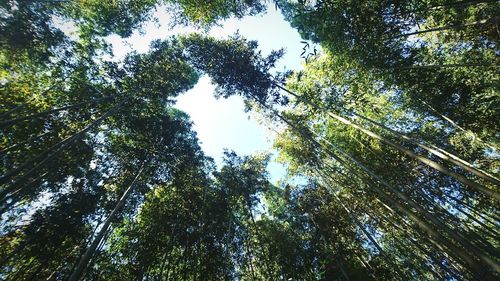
[1,0,498,280]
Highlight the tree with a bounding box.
[1,1,498,280]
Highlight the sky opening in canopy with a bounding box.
[104,5,308,183]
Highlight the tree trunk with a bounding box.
[0,98,130,205]
[315,168,407,280]
[0,131,52,156]
[326,110,498,199]
[269,102,499,279]
[351,131,499,248]
[67,163,145,281]
[390,17,498,39]
[276,84,498,200]
[0,75,69,119]
[247,204,274,280]
[315,128,500,276]
[381,0,498,16]
[0,96,112,128]
[349,108,500,186]
[417,98,498,150]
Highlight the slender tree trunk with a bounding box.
[315,168,407,280]
[80,224,114,280]
[376,204,461,279]
[269,103,499,279]
[355,254,376,280]
[0,172,48,215]
[425,187,500,238]
[0,131,52,156]
[336,256,351,281]
[0,96,112,128]
[380,0,497,16]
[319,151,486,278]
[0,98,127,185]
[0,98,130,205]
[351,133,500,249]
[268,102,466,265]
[326,109,498,199]
[255,84,499,278]
[65,214,106,279]
[68,164,145,281]
[0,75,70,119]
[315,129,500,277]
[244,233,257,281]
[45,244,82,281]
[415,188,499,257]
[0,103,29,119]
[417,98,498,150]
[276,84,498,200]
[247,205,274,280]
[362,203,447,280]
[457,197,500,223]
[349,107,500,186]
[389,63,499,69]
[309,215,354,280]
[390,17,498,39]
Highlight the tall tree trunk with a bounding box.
[0,74,70,119]
[390,17,498,39]
[362,202,449,280]
[0,131,52,156]
[380,205,461,279]
[315,168,407,280]
[0,98,130,205]
[0,172,48,215]
[326,108,498,199]
[266,101,499,279]
[0,102,29,119]
[381,0,497,16]
[351,133,500,247]
[425,186,500,238]
[0,96,112,128]
[275,84,499,200]
[67,163,145,281]
[244,232,257,281]
[314,128,500,277]
[247,204,274,280]
[348,107,500,186]
[417,97,498,150]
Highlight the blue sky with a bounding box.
[106,6,306,183]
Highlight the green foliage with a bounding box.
[165,0,266,26]
[1,1,499,281]
[180,33,284,104]
[62,0,158,37]
[279,0,499,142]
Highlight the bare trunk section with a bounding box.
[381,0,497,16]
[67,163,145,281]
[417,98,498,150]
[260,98,499,279]
[350,108,500,186]
[275,84,499,200]
[390,17,498,39]
[0,98,130,206]
[0,96,112,128]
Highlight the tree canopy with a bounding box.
[1,0,498,280]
